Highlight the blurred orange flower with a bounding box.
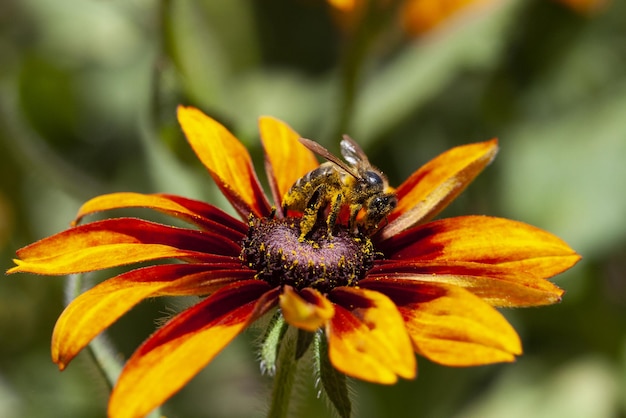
[328,0,609,36]
[401,0,498,35]
[9,106,580,418]
[328,0,500,35]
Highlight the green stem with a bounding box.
[335,10,371,139]
[334,1,401,140]
[266,327,299,418]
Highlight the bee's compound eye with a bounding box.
[363,171,383,187]
[369,194,397,212]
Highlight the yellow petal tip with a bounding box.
[6,260,23,274]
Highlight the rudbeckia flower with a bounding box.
[8,106,580,418]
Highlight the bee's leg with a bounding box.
[326,193,343,236]
[348,204,361,233]
[299,187,325,240]
[282,190,297,217]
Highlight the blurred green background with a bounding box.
[1,0,625,417]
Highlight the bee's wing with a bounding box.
[299,137,359,178]
[340,135,371,167]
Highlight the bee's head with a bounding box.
[366,192,397,220]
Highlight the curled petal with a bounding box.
[259,116,319,209]
[8,218,241,275]
[108,280,278,418]
[280,286,335,332]
[177,106,271,219]
[52,262,253,369]
[380,139,498,240]
[362,279,522,366]
[73,192,247,237]
[326,287,415,384]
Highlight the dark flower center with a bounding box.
[240,217,376,293]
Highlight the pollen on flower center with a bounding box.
[240,217,376,293]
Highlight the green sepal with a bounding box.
[267,327,299,418]
[259,311,288,376]
[314,331,352,418]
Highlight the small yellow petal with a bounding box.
[280,286,335,332]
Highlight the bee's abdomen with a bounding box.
[292,164,334,189]
[283,164,339,211]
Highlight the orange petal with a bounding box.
[380,139,498,240]
[368,262,567,307]
[108,280,278,418]
[8,218,241,275]
[73,192,247,237]
[177,106,271,219]
[362,279,522,366]
[259,116,319,208]
[280,286,335,332]
[376,215,580,306]
[383,215,580,267]
[52,263,253,369]
[326,287,415,384]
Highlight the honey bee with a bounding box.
[282,135,397,240]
